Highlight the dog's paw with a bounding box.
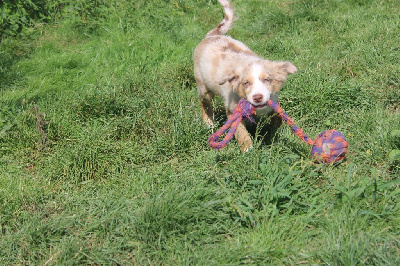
[242,145,253,153]
[243,145,253,152]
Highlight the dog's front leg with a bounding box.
[227,111,253,152]
[235,120,253,152]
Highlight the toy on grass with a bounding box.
[208,99,256,150]
[208,99,348,164]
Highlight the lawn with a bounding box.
[1,0,399,264]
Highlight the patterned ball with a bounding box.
[311,130,348,164]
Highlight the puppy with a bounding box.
[194,0,297,152]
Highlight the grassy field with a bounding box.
[1,0,399,264]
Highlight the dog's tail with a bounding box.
[206,0,234,37]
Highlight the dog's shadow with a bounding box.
[213,107,282,146]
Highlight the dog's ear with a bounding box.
[266,61,297,93]
[263,60,297,80]
[277,61,297,75]
[220,71,241,90]
[267,61,297,81]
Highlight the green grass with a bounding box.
[1,0,400,264]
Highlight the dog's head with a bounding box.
[226,60,297,109]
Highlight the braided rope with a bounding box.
[266,99,314,145]
[208,99,256,150]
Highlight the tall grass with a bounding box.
[1,0,399,264]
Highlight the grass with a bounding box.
[1,0,400,264]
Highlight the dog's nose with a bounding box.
[253,94,263,103]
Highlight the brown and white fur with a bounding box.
[194,0,297,152]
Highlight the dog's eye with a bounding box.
[243,81,250,86]
[263,78,270,83]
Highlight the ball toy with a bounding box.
[208,99,348,164]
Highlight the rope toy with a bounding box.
[208,99,348,164]
[208,99,256,150]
